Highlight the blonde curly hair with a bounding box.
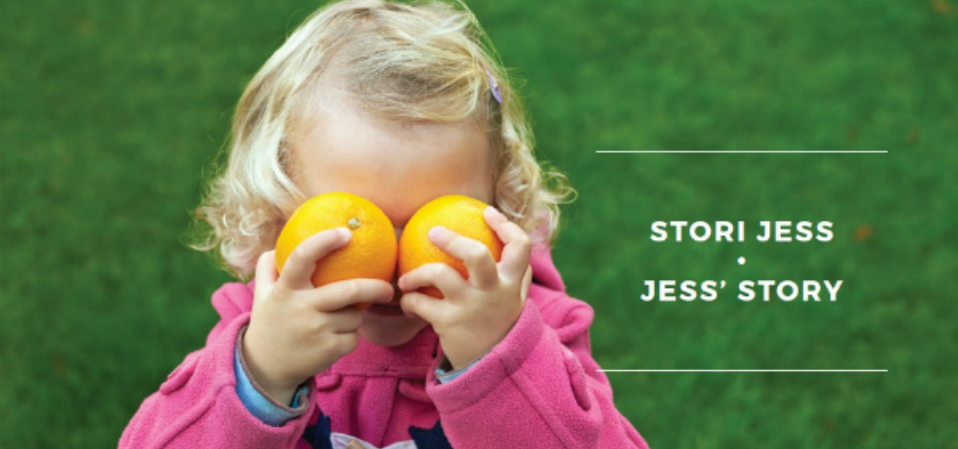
[188,0,575,281]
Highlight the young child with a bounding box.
[120,1,649,448]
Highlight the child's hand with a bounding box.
[398,207,533,370]
[243,229,394,404]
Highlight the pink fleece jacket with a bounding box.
[120,244,649,449]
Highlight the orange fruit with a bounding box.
[275,193,397,305]
[398,195,504,298]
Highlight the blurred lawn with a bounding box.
[2,0,956,448]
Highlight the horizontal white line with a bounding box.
[596,150,888,154]
[599,369,888,372]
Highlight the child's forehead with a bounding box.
[292,101,488,165]
[289,104,494,225]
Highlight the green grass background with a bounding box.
[2,0,955,447]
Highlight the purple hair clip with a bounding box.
[485,68,502,105]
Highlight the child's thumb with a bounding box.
[254,250,279,301]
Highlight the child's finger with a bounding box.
[400,291,447,324]
[279,228,351,290]
[326,307,363,334]
[427,226,499,289]
[309,279,394,313]
[398,263,466,297]
[484,207,532,281]
[254,250,279,301]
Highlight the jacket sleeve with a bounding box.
[234,341,311,426]
[425,288,650,449]
[118,283,314,449]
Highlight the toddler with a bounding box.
[120,1,649,448]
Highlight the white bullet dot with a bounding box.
[737,257,746,265]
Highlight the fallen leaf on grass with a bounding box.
[933,0,954,15]
[854,224,873,242]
